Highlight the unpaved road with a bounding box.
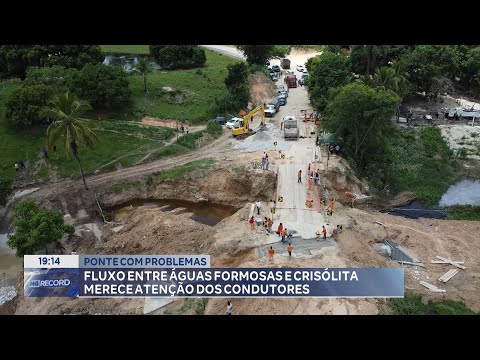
[201,45,245,60]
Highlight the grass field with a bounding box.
[101,45,149,54]
[0,80,177,181]
[123,50,237,122]
[0,49,235,184]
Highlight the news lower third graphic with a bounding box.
[24,255,404,298]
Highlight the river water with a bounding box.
[439,179,480,207]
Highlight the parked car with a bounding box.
[278,89,288,98]
[266,60,270,66]
[278,95,287,106]
[296,64,305,72]
[298,78,306,86]
[264,104,277,117]
[277,84,285,91]
[225,117,243,129]
[208,116,227,125]
[268,98,281,111]
[270,73,279,81]
[272,65,281,72]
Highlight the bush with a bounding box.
[149,45,206,69]
[389,292,477,315]
[447,205,480,220]
[70,63,131,108]
[0,179,12,206]
[7,200,75,257]
[5,84,53,127]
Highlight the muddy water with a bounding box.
[0,233,22,274]
[439,179,480,206]
[109,199,239,226]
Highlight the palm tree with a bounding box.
[373,63,410,98]
[42,92,98,190]
[136,57,153,93]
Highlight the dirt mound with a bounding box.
[148,168,277,207]
[248,72,277,105]
[389,192,416,208]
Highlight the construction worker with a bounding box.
[287,243,293,257]
[268,246,275,262]
[281,228,287,243]
[327,199,335,216]
[249,216,255,231]
[277,222,283,237]
[267,218,273,234]
[226,301,233,315]
[308,176,313,190]
[297,169,302,183]
[256,201,261,215]
[322,226,327,240]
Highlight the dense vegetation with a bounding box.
[309,45,480,205]
[7,200,74,257]
[214,62,250,114]
[389,292,477,315]
[149,45,206,69]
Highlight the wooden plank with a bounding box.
[420,280,446,293]
[430,260,464,264]
[375,221,387,228]
[436,256,466,269]
[394,260,426,268]
[439,269,459,283]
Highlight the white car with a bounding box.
[264,105,277,117]
[296,64,305,72]
[225,117,243,129]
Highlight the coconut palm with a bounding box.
[42,92,98,190]
[373,63,411,98]
[136,57,153,93]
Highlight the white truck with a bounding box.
[283,116,299,140]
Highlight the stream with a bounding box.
[108,199,239,226]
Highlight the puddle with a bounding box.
[108,199,239,226]
[439,179,480,206]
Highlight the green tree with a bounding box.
[0,45,103,80]
[42,92,98,190]
[214,62,250,115]
[372,62,411,98]
[25,65,76,92]
[402,45,461,96]
[70,63,131,108]
[461,46,480,95]
[224,62,249,103]
[135,57,153,93]
[5,84,53,127]
[236,45,276,65]
[323,82,400,173]
[7,200,74,257]
[149,45,206,69]
[0,179,12,206]
[306,51,351,111]
[350,45,414,75]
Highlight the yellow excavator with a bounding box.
[231,103,265,139]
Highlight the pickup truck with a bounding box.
[283,116,299,140]
[264,104,277,117]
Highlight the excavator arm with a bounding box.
[232,103,265,137]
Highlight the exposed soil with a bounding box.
[249,72,278,106]
[4,48,480,315]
